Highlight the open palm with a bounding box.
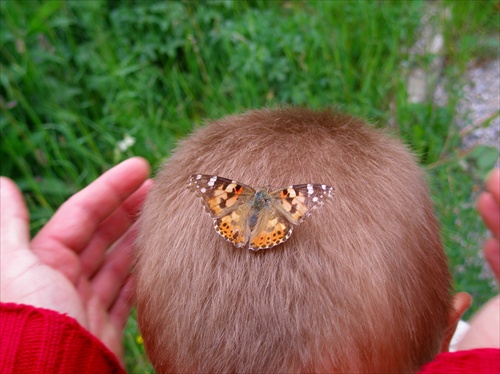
[0,157,151,364]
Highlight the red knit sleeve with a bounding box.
[419,348,500,373]
[0,303,125,374]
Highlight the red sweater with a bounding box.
[0,303,124,374]
[419,348,500,373]
[1,302,499,373]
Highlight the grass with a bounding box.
[1,1,498,372]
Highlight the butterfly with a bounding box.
[188,174,334,251]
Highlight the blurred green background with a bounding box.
[1,1,498,372]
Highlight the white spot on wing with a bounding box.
[208,176,217,186]
[201,187,206,193]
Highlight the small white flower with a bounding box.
[117,134,136,152]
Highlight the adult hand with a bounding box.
[0,157,152,364]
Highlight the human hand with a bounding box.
[456,168,500,350]
[477,168,500,281]
[0,157,152,364]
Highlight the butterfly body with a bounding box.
[247,189,272,227]
[188,175,334,251]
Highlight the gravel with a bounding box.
[458,59,500,153]
[407,2,499,158]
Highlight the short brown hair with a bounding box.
[135,107,452,373]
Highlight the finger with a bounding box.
[31,158,150,280]
[484,237,500,283]
[33,157,150,252]
[0,177,30,253]
[91,224,137,309]
[477,192,500,239]
[86,294,125,365]
[80,179,153,277]
[486,168,500,204]
[109,276,134,332]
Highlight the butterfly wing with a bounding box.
[213,207,252,248]
[188,174,256,218]
[270,184,334,224]
[248,207,293,251]
[188,174,255,247]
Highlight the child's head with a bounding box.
[136,108,464,373]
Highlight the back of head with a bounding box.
[136,107,452,373]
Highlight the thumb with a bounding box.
[484,238,500,284]
[0,177,31,254]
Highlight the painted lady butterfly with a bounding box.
[188,174,334,251]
